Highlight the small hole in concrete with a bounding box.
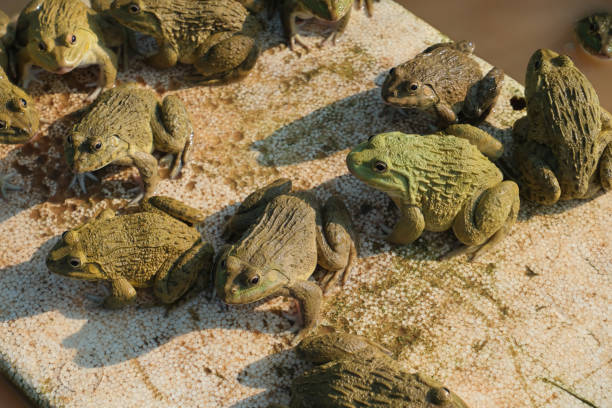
[510,96,526,110]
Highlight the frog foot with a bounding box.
[159,153,183,179]
[318,30,339,48]
[289,34,310,53]
[68,172,99,195]
[0,172,22,198]
[86,86,104,103]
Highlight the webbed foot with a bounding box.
[0,172,22,198]
[68,172,99,195]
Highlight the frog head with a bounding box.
[65,122,129,173]
[381,65,438,110]
[575,13,611,59]
[0,69,40,144]
[214,245,288,304]
[346,133,410,201]
[20,1,98,74]
[109,0,163,37]
[300,0,352,21]
[524,49,575,102]
[46,230,104,281]
[417,373,471,408]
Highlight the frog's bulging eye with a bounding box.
[69,258,81,268]
[20,98,27,108]
[249,275,260,285]
[410,83,418,91]
[129,4,141,13]
[66,135,73,144]
[373,161,387,173]
[534,59,542,70]
[38,41,46,51]
[93,141,102,151]
[61,231,68,239]
[70,35,77,44]
[388,67,396,76]
[220,259,227,269]
[0,120,6,129]
[429,386,451,404]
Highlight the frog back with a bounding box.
[234,192,318,283]
[18,0,99,42]
[401,46,482,109]
[78,212,200,286]
[393,134,502,230]
[526,63,605,198]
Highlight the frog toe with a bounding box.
[0,172,22,198]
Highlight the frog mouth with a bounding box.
[56,66,75,74]
[0,127,35,144]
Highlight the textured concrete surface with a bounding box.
[0,1,610,407]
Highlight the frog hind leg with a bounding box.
[318,7,351,47]
[297,332,392,364]
[462,67,504,124]
[277,280,322,346]
[514,140,561,205]
[388,205,425,245]
[128,150,160,203]
[193,33,259,84]
[141,196,205,225]
[153,95,194,179]
[103,276,138,309]
[444,124,504,161]
[154,240,215,305]
[223,178,293,240]
[315,196,358,293]
[451,180,519,260]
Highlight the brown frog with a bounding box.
[381,41,504,127]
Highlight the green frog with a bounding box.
[108,0,260,84]
[46,196,214,308]
[268,332,471,408]
[575,12,611,59]
[347,127,519,259]
[381,41,504,127]
[65,83,194,202]
[0,66,40,197]
[15,0,125,101]
[215,178,357,345]
[511,49,612,205]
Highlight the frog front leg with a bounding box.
[462,67,504,123]
[128,150,159,203]
[88,44,118,102]
[146,41,178,69]
[104,275,137,308]
[514,139,561,205]
[319,7,351,47]
[388,205,425,245]
[281,0,311,51]
[277,280,322,346]
[193,33,259,84]
[16,47,35,88]
[154,240,215,304]
[451,180,519,260]
[152,95,194,179]
[434,101,458,127]
[315,196,357,292]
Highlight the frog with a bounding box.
[381,41,505,128]
[0,9,15,74]
[0,66,40,197]
[346,127,519,259]
[268,332,471,408]
[108,0,260,84]
[575,12,611,59]
[215,178,357,345]
[511,49,612,205]
[46,195,214,308]
[65,83,194,202]
[15,0,126,101]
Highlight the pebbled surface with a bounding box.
[0,1,609,407]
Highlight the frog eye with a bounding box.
[38,41,47,51]
[389,67,396,76]
[429,386,451,404]
[61,231,69,239]
[409,83,418,91]
[220,258,227,269]
[534,59,542,70]
[70,34,77,44]
[69,257,81,268]
[0,120,6,129]
[20,98,27,108]
[129,4,141,13]
[66,135,73,144]
[249,275,260,285]
[372,160,387,173]
[93,141,102,151]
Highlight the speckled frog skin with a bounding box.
[0,66,40,197]
[15,0,125,101]
[575,12,611,59]
[269,333,470,408]
[65,83,194,202]
[46,196,214,308]
[381,41,504,127]
[215,179,357,345]
[109,0,260,83]
[347,129,519,259]
[511,49,612,205]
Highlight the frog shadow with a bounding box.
[250,88,438,167]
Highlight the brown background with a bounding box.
[0,0,610,407]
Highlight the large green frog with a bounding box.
[381,41,504,128]
[65,83,194,202]
[215,178,357,345]
[0,66,40,197]
[511,49,612,205]
[347,127,519,259]
[108,0,260,84]
[575,12,611,59]
[269,333,471,408]
[15,0,125,101]
[46,196,214,308]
